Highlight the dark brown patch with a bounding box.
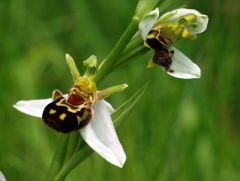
[42,97,93,133]
[146,38,166,51]
[152,47,174,71]
[146,35,175,71]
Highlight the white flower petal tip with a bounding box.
[160,8,209,34]
[139,8,159,40]
[13,98,53,118]
[0,171,6,181]
[167,47,201,79]
[80,100,126,168]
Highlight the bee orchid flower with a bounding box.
[139,8,209,79]
[13,54,127,168]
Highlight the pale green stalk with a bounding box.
[55,145,92,181]
[135,0,160,19]
[112,46,148,70]
[122,34,143,55]
[95,17,140,83]
[46,134,69,181]
[65,132,80,160]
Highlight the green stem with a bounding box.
[95,16,140,84]
[74,136,86,151]
[135,0,160,19]
[65,132,80,160]
[56,145,93,181]
[158,0,175,12]
[122,34,143,55]
[112,46,148,70]
[46,134,69,181]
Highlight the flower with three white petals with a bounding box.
[139,8,209,79]
[13,54,127,168]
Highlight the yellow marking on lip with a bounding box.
[77,116,82,123]
[49,109,56,114]
[77,110,88,124]
[56,99,83,113]
[59,113,67,121]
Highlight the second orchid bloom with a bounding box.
[14,54,127,167]
[139,8,209,79]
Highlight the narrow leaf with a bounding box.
[112,83,148,128]
[46,134,69,181]
[158,0,175,12]
[65,132,80,160]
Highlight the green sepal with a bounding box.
[178,14,198,26]
[83,55,98,68]
[158,12,200,41]
[66,54,81,83]
[83,55,98,77]
[160,24,185,42]
[97,84,128,101]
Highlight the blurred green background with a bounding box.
[0,0,240,180]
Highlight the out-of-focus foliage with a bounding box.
[0,0,239,180]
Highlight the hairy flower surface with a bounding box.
[139,8,209,79]
[14,54,127,167]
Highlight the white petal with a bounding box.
[139,8,159,40]
[102,100,115,113]
[80,100,126,167]
[13,98,53,118]
[160,8,208,34]
[167,47,201,79]
[0,171,6,181]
